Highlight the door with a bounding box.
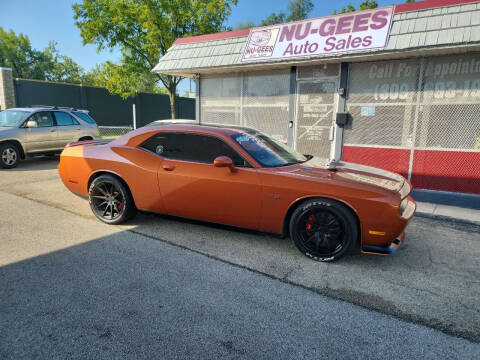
[23,111,58,153]
[53,111,82,147]
[294,79,339,159]
[140,132,262,229]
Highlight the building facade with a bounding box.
[154,0,480,196]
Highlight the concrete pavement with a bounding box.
[1,157,479,344]
[1,191,479,359]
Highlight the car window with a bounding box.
[72,111,96,124]
[29,111,54,127]
[54,111,79,126]
[140,132,249,167]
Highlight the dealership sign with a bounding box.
[241,6,394,62]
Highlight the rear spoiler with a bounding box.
[66,139,112,148]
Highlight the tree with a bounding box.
[333,5,356,14]
[286,0,314,21]
[82,60,168,94]
[236,0,313,29]
[261,0,313,26]
[332,0,377,15]
[405,0,415,3]
[359,0,378,10]
[73,0,237,119]
[0,27,85,83]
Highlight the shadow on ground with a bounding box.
[1,230,478,359]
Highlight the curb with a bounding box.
[414,211,480,227]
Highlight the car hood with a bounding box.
[285,157,406,193]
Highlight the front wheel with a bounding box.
[0,143,20,169]
[88,175,137,224]
[289,199,358,262]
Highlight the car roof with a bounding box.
[6,107,88,113]
[117,123,260,147]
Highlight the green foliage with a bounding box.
[73,0,237,117]
[82,61,168,95]
[336,5,356,14]
[333,0,378,15]
[405,0,415,3]
[261,12,287,26]
[286,0,314,21]
[237,0,313,28]
[359,0,378,10]
[0,27,83,83]
[235,21,256,30]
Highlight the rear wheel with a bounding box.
[88,175,137,224]
[289,199,358,262]
[0,143,20,169]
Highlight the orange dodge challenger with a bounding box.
[58,123,416,262]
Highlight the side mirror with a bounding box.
[214,156,235,172]
[26,120,38,128]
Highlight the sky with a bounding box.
[0,0,405,95]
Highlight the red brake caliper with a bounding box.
[306,214,315,230]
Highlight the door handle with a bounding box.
[162,164,175,171]
[50,129,56,132]
[75,128,81,131]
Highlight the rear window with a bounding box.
[73,111,96,124]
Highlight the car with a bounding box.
[58,123,416,262]
[0,106,100,169]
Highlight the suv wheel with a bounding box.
[0,143,20,169]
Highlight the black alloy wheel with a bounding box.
[88,174,136,224]
[290,199,357,262]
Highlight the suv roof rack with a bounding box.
[28,105,89,113]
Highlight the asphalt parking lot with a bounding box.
[1,157,479,350]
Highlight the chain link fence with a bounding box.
[98,126,133,139]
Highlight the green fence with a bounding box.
[13,79,195,127]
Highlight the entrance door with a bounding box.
[294,79,338,159]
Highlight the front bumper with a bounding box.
[361,231,405,255]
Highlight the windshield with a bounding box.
[0,110,29,127]
[232,132,308,167]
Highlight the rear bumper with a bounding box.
[361,231,405,255]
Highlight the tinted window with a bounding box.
[29,111,54,127]
[72,111,96,124]
[141,132,248,167]
[54,111,78,126]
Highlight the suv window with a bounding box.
[140,132,249,167]
[72,111,96,124]
[29,111,54,127]
[54,111,79,126]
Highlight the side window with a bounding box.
[140,133,249,167]
[54,112,78,126]
[30,111,54,127]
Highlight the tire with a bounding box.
[0,143,20,169]
[289,198,358,262]
[88,174,137,224]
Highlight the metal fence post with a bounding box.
[287,66,297,148]
[332,62,348,162]
[132,103,137,129]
